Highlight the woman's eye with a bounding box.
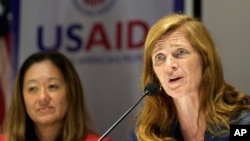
[28,87,38,93]
[175,48,188,57]
[48,84,58,91]
[153,54,165,66]
[155,54,165,61]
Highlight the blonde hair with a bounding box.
[135,14,250,140]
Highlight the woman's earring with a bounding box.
[159,86,162,91]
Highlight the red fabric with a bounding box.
[85,134,112,141]
[0,134,5,141]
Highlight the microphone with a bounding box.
[98,83,159,141]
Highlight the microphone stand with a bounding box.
[97,92,148,141]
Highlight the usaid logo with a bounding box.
[73,0,116,16]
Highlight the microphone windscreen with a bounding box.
[144,83,159,95]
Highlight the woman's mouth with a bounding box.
[169,77,182,83]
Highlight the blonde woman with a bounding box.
[131,14,250,141]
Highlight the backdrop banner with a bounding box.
[12,0,183,140]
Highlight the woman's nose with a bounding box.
[165,56,178,74]
[38,87,50,105]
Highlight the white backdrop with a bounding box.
[203,0,250,95]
